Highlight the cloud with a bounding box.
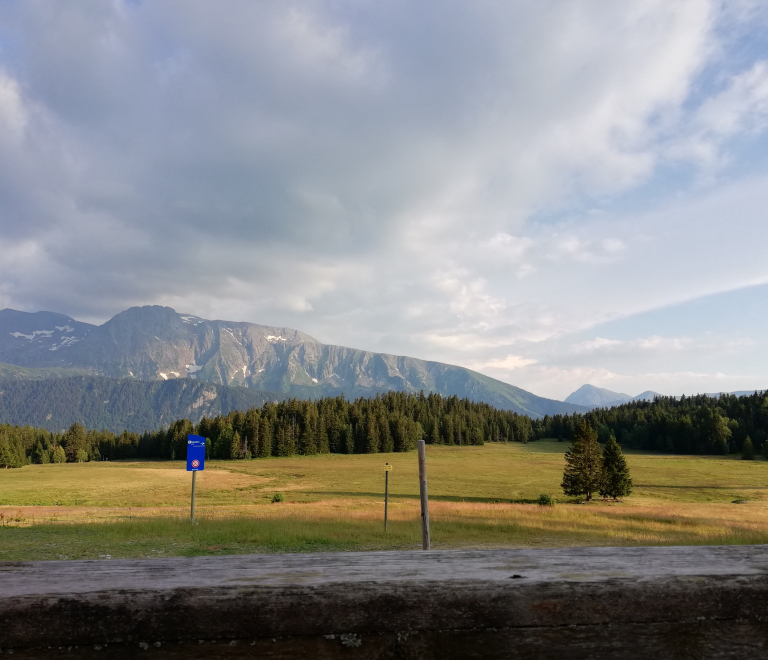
[669,60,768,164]
[571,335,693,355]
[467,354,538,372]
[0,1,766,398]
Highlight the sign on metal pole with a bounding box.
[187,435,206,472]
[187,435,206,522]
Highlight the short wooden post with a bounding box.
[384,469,389,531]
[417,440,430,550]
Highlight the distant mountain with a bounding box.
[565,384,665,409]
[564,384,633,409]
[0,306,587,419]
[565,383,768,410]
[0,371,286,433]
[632,390,662,402]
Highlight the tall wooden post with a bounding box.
[417,440,430,550]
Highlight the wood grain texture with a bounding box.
[2,545,768,658]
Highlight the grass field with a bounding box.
[2,440,768,561]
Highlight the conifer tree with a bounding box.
[52,445,67,463]
[258,417,271,458]
[230,431,242,459]
[741,436,755,460]
[599,434,633,500]
[317,416,330,454]
[561,421,603,501]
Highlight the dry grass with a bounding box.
[1,440,767,560]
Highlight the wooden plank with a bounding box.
[2,545,768,657]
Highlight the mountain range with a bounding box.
[564,384,660,409]
[564,383,764,410]
[0,306,587,420]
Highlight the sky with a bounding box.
[0,0,767,401]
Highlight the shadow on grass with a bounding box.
[302,491,542,504]
[635,484,768,489]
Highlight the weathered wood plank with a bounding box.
[2,545,768,658]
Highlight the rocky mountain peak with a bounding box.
[0,305,588,418]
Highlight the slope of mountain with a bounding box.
[0,306,586,418]
[564,384,633,409]
[0,362,91,380]
[0,373,286,433]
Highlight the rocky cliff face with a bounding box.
[0,306,587,418]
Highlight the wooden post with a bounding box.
[190,471,197,523]
[384,469,389,531]
[417,440,430,550]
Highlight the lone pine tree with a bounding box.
[561,421,603,501]
[599,434,633,500]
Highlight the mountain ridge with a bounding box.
[0,306,587,419]
[565,383,764,410]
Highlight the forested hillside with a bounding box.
[0,375,285,433]
[535,392,768,455]
[0,391,533,467]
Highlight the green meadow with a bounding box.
[2,440,768,561]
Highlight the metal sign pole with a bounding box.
[190,471,197,523]
[417,440,430,550]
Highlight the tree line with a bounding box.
[534,391,768,457]
[0,391,534,466]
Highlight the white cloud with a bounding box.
[0,72,26,137]
[467,354,538,371]
[698,61,768,136]
[0,1,766,400]
[669,60,768,164]
[571,335,692,355]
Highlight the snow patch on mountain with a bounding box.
[266,335,286,342]
[11,329,54,340]
[223,327,244,346]
[49,336,80,351]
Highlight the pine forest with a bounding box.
[2,390,768,468]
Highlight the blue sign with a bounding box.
[186,434,206,471]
